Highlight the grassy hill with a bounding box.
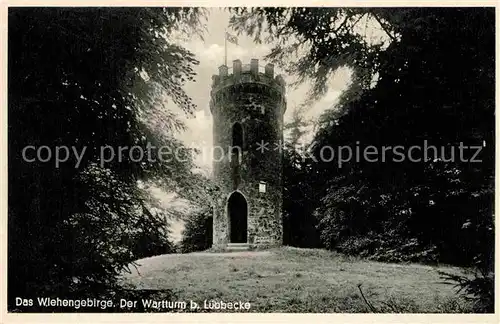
[120,247,473,313]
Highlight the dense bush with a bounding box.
[179,207,213,253]
[334,233,438,264]
[232,7,494,266]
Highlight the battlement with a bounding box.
[211,59,286,95]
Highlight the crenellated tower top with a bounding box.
[210,59,286,115]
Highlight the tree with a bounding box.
[231,8,494,312]
[178,173,221,253]
[230,7,494,267]
[8,7,206,303]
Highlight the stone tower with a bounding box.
[210,59,286,250]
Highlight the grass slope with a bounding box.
[120,247,472,313]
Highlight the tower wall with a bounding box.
[210,59,286,249]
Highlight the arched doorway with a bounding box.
[227,191,248,243]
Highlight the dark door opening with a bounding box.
[228,191,248,243]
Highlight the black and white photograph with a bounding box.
[4,3,497,319]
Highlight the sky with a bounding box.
[157,8,354,242]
